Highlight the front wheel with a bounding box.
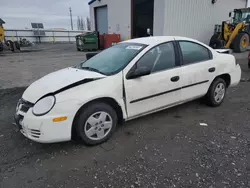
[232,33,249,53]
[75,103,117,145]
[205,78,227,107]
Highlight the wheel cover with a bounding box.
[241,37,248,48]
[214,83,225,103]
[84,111,113,141]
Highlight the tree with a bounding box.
[77,16,86,30]
[87,17,91,31]
[80,17,85,30]
[77,16,81,30]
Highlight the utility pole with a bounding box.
[69,7,73,30]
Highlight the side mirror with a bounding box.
[127,66,151,79]
[86,52,98,60]
[229,11,234,18]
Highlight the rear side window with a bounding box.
[179,41,211,65]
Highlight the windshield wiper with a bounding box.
[80,66,105,75]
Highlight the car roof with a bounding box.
[122,36,199,46]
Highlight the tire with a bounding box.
[74,102,117,145]
[205,78,227,107]
[14,41,20,50]
[232,33,249,53]
[0,42,3,52]
[248,60,250,69]
[209,34,223,49]
[7,40,14,51]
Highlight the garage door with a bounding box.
[95,6,108,34]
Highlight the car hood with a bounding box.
[22,67,105,103]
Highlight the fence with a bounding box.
[4,29,86,43]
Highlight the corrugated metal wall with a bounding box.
[89,0,131,40]
[153,0,165,36]
[163,0,246,44]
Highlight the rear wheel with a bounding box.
[206,78,227,107]
[7,40,15,51]
[232,33,249,53]
[74,103,117,145]
[0,42,3,52]
[209,34,223,49]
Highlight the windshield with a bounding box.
[233,11,250,23]
[79,43,146,75]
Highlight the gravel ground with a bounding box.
[0,45,250,188]
[0,44,87,89]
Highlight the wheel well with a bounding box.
[239,31,250,38]
[71,97,124,140]
[216,74,231,87]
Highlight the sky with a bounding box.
[1,0,90,30]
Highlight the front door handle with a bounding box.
[171,76,180,82]
[208,67,216,72]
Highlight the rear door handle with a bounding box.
[208,67,216,72]
[171,76,180,82]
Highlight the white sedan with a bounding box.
[14,36,241,145]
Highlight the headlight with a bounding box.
[32,96,55,116]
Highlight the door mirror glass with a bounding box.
[127,66,151,79]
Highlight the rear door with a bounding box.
[176,40,217,102]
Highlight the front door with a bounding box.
[124,42,182,118]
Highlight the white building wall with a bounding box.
[163,0,246,44]
[153,0,165,36]
[89,0,131,40]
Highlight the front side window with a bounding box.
[179,41,211,65]
[233,11,250,23]
[135,42,177,74]
[79,43,146,75]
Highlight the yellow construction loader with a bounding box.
[0,18,17,52]
[0,18,34,52]
[0,18,5,51]
[210,8,250,53]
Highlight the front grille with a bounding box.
[20,105,30,113]
[18,98,34,113]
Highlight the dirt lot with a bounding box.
[0,45,250,188]
[0,44,87,89]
